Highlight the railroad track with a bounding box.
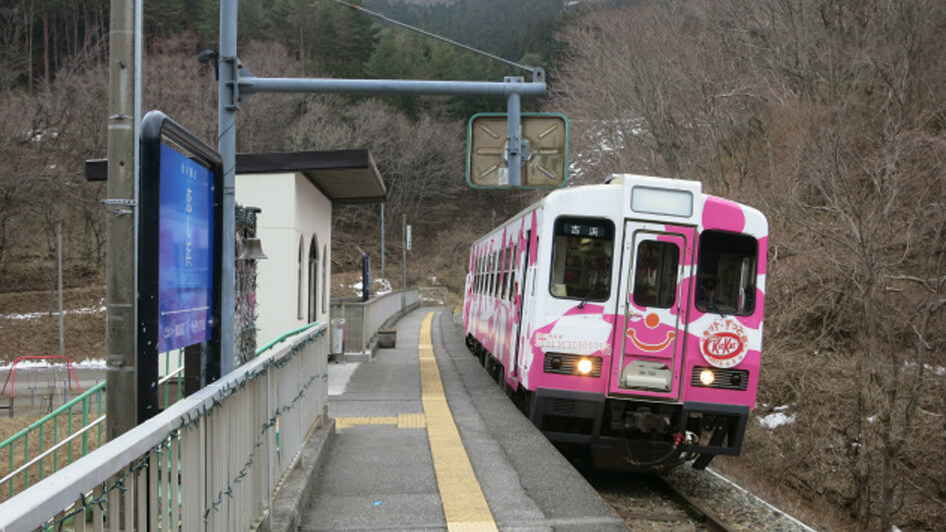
[593,472,735,531]
[590,469,818,531]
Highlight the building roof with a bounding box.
[85,149,386,205]
[236,149,386,205]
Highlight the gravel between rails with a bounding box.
[592,467,820,531]
[663,467,819,531]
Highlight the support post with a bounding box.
[57,223,64,358]
[506,79,522,187]
[402,214,407,290]
[105,0,141,439]
[217,0,238,379]
[380,203,385,278]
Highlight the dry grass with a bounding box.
[0,285,106,365]
[0,413,107,503]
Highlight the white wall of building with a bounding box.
[235,172,332,347]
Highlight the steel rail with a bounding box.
[654,475,735,532]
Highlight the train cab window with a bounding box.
[632,241,679,308]
[550,217,614,301]
[695,230,758,315]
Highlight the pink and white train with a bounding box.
[463,174,768,471]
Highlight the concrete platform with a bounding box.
[292,307,627,531]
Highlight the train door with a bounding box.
[611,222,694,399]
[512,230,531,378]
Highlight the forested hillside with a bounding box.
[0,0,559,292]
[551,2,946,530]
[1,1,945,530]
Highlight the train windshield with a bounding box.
[549,217,614,301]
[695,230,758,315]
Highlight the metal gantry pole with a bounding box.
[506,84,522,187]
[212,8,545,378]
[217,0,238,378]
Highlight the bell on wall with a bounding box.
[238,237,268,261]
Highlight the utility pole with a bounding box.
[57,223,63,358]
[380,203,385,278]
[402,214,407,290]
[105,0,142,439]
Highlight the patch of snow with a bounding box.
[349,278,393,297]
[1,304,107,321]
[0,357,106,370]
[758,411,796,430]
[375,278,393,296]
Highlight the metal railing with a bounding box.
[0,349,189,502]
[330,289,419,353]
[0,381,106,500]
[0,321,329,531]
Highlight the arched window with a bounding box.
[308,236,319,323]
[321,244,329,314]
[297,237,305,320]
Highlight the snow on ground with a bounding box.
[0,358,107,371]
[758,406,796,430]
[0,304,106,321]
[349,277,393,297]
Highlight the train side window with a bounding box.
[632,241,679,308]
[695,230,758,315]
[549,217,614,301]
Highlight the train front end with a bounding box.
[526,175,768,471]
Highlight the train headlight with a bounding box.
[699,369,715,386]
[577,358,594,375]
[543,354,602,377]
[691,366,749,391]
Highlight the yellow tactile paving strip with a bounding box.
[418,312,498,532]
[335,413,428,430]
[333,313,497,531]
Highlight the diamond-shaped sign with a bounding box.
[466,113,569,188]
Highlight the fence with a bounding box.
[330,289,419,354]
[0,321,329,531]
[0,348,188,502]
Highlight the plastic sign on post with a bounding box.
[138,110,223,423]
[466,112,569,188]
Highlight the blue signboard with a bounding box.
[139,110,223,423]
[157,143,215,352]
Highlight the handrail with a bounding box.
[0,322,329,530]
[157,364,185,385]
[0,415,106,486]
[0,381,105,450]
[0,321,324,501]
[254,321,322,356]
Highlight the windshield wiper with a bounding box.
[577,280,605,309]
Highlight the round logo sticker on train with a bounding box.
[700,317,749,368]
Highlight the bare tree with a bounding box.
[553,0,946,528]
